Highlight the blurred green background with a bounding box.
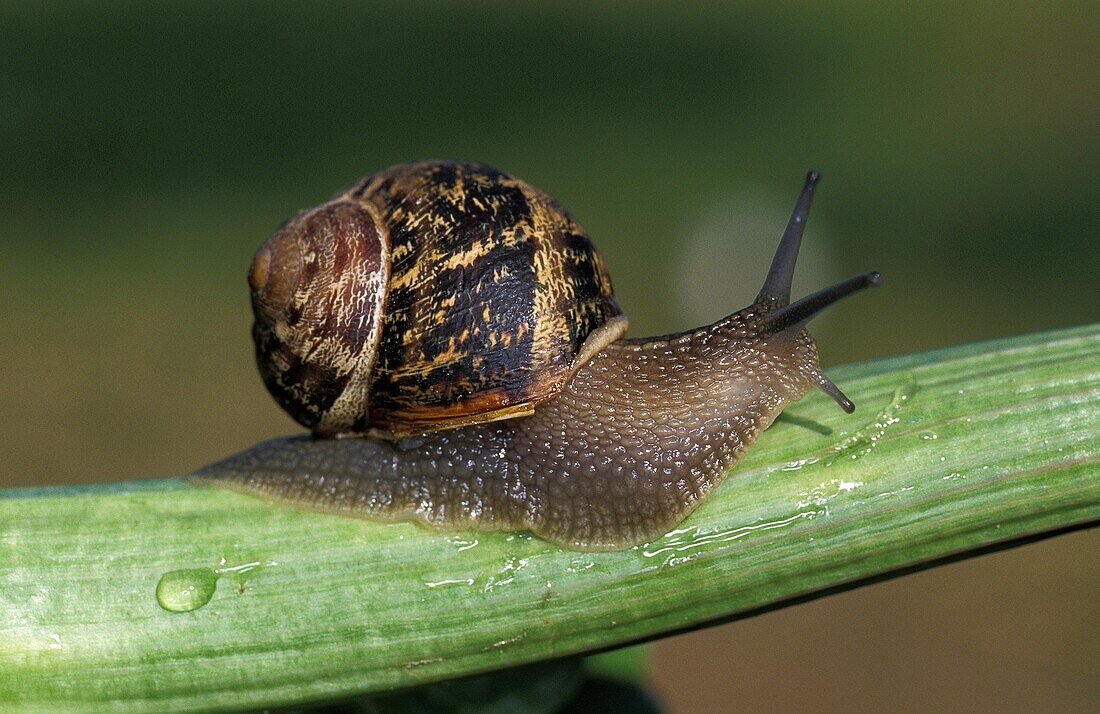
[2,2,1096,711]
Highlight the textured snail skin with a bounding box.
[196,311,820,550]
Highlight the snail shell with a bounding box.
[199,163,880,550]
[251,161,625,438]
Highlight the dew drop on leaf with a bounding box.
[156,568,219,612]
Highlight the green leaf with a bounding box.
[1,325,1097,712]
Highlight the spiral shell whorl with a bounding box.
[251,200,388,435]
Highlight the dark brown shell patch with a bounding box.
[349,161,621,434]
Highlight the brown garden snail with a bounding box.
[197,161,880,550]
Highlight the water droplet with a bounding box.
[217,560,262,576]
[156,560,273,612]
[825,385,911,466]
[781,456,821,472]
[919,432,938,441]
[425,578,475,589]
[567,558,596,572]
[448,537,480,552]
[156,568,218,613]
[642,511,820,558]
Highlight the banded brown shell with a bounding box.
[250,161,626,438]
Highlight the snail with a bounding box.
[196,161,880,550]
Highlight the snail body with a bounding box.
[198,161,880,550]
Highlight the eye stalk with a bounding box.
[757,169,821,307]
[755,170,882,413]
[762,271,883,336]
